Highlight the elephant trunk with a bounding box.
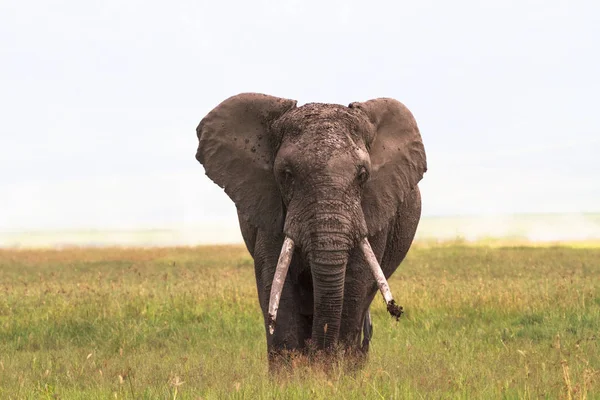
[305,207,354,350]
[309,247,348,350]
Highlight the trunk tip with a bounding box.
[387,300,404,321]
[267,313,276,335]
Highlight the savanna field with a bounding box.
[0,242,598,399]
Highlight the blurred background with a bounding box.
[1,0,599,248]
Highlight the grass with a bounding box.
[0,242,599,399]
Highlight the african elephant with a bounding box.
[195,93,427,366]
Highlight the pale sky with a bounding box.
[1,0,599,233]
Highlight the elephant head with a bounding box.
[196,93,426,349]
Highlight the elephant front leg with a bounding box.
[338,229,389,355]
[264,285,305,366]
[252,233,310,371]
[339,284,378,357]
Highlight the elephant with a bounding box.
[194,92,427,368]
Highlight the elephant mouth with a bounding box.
[266,236,403,336]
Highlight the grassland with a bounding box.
[0,242,598,399]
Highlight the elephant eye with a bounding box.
[357,166,369,184]
[282,167,294,181]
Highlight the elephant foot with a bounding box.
[267,348,310,376]
[266,335,372,377]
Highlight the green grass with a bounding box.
[0,243,599,399]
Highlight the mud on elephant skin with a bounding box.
[194,92,427,368]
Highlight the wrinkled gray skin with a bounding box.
[195,93,427,367]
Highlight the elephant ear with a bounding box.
[349,98,427,235]
[196,93,297,232]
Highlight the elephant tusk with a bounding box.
[267,236,295,335]
[359,238,403,320]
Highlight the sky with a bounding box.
[1,0,599,234]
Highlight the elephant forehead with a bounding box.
[291,125,363,163]
[276,103,370,148]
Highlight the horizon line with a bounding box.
[1,211,598,235]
